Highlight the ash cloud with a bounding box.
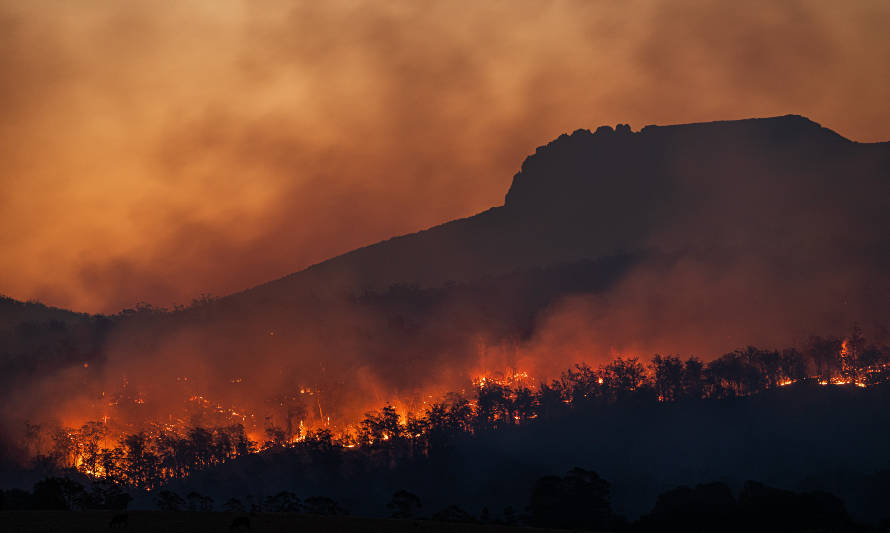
[2,0,890,312]
[2,1,890,465]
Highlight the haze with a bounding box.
[2,0,889,313]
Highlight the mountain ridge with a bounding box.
[3,114,888,318]
[226,114,890,309]
[3,113,890,458]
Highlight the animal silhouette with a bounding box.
[108,513,128,528]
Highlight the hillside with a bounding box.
[231,115,890,307]
[153,382,890,523]
[2,115,889,467]
[102,114,890,398]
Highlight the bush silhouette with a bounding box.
[527,467,616,530]
[156,490,185,511]
[387,489,422,518]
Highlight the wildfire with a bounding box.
[472,369,532,389]
[25,333,890,487]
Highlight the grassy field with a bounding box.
[0,511,575,532]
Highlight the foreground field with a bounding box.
[0,511,572,533]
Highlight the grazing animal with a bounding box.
[230,516,251,531]
[109,513,128,528]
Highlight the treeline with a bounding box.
[0,477,343,515]
[3,469,882,533]
[24,327,890,488]
[27,424,255,488]
[0,294,219,396]
[0,477,131,511]
[522,469,872,532]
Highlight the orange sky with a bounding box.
[2,0,889,314]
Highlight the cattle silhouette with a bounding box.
[108,513,128,528]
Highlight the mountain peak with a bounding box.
[232,114,885,309]
[504,115,850,209]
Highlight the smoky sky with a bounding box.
[2,0,890,313]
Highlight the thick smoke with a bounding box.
[517,118,890,367]
[2,2,890,470]
[4,117,890,460]
[2,0,890,312]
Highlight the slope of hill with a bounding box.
[232,114,890,307]
[148,113,889,395]
[2,115,889,466]
[159,382,890,523]
[0,296,90,333]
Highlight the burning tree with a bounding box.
[17,326,890,488]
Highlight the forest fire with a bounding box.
[15,329,887,489]
[2,3,889,524]
[472,370,531,389]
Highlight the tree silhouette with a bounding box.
[122,432,160,487]
[502,505,517,525]
[513,386,537,422]
[360,404,402,444]
[32,477,87,510]
[638,482,735,532]
[527,467,615,530]
[806,336,843,381]
[779,348,807,382]
[222,497,245,513]
[264,425,287,448]
[186,491,214,511]
[88,480,132,510]
[652,354,684,402]
[303,496,346,515]
[156,490,185,511]
[387,489,422,518]
[738,480,853,532]
[559,363,600,404]
[265,491,301,512]
[601,358,647,401]
[682,356,705,399]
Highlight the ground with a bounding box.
[0,511,575,533]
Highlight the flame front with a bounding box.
[18,334,890,487]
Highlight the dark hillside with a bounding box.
[164,382,890,523]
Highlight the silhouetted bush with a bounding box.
[738,481,854,532]
[303,496,346,515]
[32,477,87,510]
[527,467,620,530]
[155,489,185,511]
[635,480,859,532]
[387,489,422,518]
[186,490,214,511]
[222,497,245,513]
[265,491,301,512]
[87,480,132,510]
[635,482,735,532]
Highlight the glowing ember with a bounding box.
[20,334,888,485]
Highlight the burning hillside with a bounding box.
[2,115,890,490]
[13,325,890,487]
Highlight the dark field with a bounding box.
[0,512,568,533]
